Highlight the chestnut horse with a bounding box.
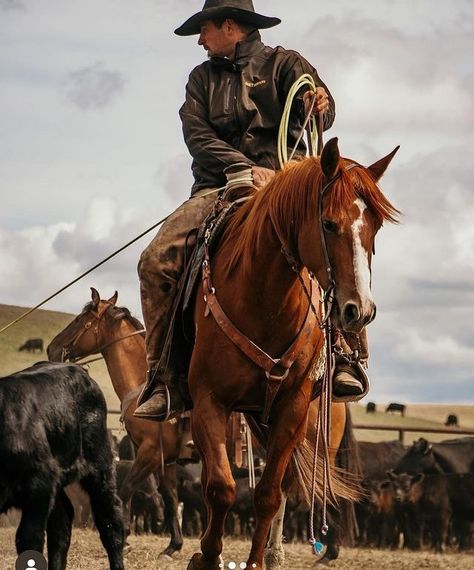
[47,288,187,559]
[187,138,399,569]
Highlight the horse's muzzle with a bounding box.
[340,300,376,332]
[47,344,67,363]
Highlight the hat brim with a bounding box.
[175,7,281,36]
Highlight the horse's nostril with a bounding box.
[342,302,359,326]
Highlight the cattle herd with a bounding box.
[1,360,473,568]
[357,437,474,552]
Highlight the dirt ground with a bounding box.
[0,529,473,569]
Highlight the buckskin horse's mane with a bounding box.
[222,156,400,277]
[82,302,146,338]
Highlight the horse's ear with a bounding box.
[367,146,400,181]
[320,137,340,179]
[90,287,100,307]
[107,291,118,306]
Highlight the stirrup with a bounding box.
[134,384,171,421]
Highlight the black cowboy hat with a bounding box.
[174,0,281,36]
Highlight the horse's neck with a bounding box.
[101,321,147,402]
[217,217,307,338]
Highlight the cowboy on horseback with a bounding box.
[135,0,368,421]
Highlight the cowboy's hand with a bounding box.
[252,166,275,189]
[303,87,330,115]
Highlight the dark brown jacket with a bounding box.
[179,31,336,195]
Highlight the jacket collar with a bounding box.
[210,30,264,71]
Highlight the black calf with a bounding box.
[0,362,124,569]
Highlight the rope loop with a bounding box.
[277,74,319,169]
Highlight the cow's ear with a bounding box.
[91,287,100,307]
[107,291,118,306]
[386,469,396,481]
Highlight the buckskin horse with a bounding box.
[47,288,187,559]
[185,138,399,569]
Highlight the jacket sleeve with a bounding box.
[179,69,255,174]
[278,50,336,131]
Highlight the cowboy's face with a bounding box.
[198,19,237,58]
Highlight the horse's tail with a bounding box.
[285,403,361,510]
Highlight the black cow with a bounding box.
[394,437,474,474]
[385,402,406,416]
[366,401,376,414]
[358,440,407,480]
[445,414,459,427]
[0,362,124,569]
[18,338,43,352]
[388,472,451,552]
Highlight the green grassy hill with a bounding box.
[0,304,121,431]
[1,303,473,441]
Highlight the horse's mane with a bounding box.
[221,157,400,276]
[82,301,145,338]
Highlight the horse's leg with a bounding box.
[46,488,74,570]
[119,439,183,558]
[247,402,310,570]
[157,463,184,558]
[187,402,234,570]
[264,493,287,570]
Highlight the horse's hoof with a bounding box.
[186,553,200,570]
[159,553,174,561]
[187,553,224,570]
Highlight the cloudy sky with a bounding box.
[1,0,473,404]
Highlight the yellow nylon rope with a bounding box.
[277,73,318,169]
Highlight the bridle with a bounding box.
[60,302,145,363]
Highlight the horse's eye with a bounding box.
[323,220,338,233]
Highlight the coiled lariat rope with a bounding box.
[277,73,320,168]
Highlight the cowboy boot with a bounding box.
[134,372,184,421]
[332,328,369,402]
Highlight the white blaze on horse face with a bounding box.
[351,199,373,310]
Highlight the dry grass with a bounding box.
[350,403,474,443]
[0,529,472,569]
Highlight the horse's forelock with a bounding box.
[334,163,400,226]
[82,301,94,313]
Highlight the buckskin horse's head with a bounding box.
[297,138,400,333]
